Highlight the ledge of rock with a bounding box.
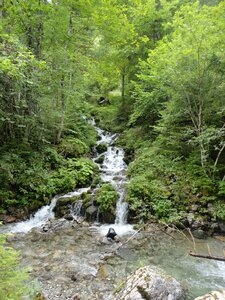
[114,265,186,300]
[194,290,225,300]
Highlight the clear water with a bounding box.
[119,232,225,299]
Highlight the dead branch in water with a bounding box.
[187,228,196,253]
[189,251,225,262]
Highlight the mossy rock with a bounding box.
[53,196,80,218]
[96,143,108,154]
[95,154,105,164]
[82,193,92,206]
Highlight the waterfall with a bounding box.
[10,196,59,233]
[7,187,90,234]
[93,124,134,235]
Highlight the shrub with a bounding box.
[58,137,89,157]
[96,183,119,212]
[0,234,30,299]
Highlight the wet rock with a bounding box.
[95,154,105,164]
[219,222,225,233]
[0,214,17,223]
[207,203,215,216]
[194,290,225,300]
[85,205,98,222]
[192,218,205,229]
[100,236,115,245]
[53,196,79,218]
[208,223,219,235]
[180,217,189,228]
[192,229,208,239]
[64,213,74,221]
[99,211,115,223]
[96,143,108,154]
[114,265,186,300]
[81,221,90,227]
[187,213,195,226]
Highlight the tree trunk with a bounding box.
[56,75,65,143]
[121,67,126,102]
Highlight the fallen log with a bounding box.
[189,251,225,262]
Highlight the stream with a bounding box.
[1,124,225,299]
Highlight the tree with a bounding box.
[131,1,225,176]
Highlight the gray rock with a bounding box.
[192,229,207,239]
[191,218,204,229]
[115,265,186,300]
[85,205,98,222]
[219,222,225,233]
[194,290,225,299]
[187,213,195,226]
[53,196,79,218]
[208,222,219,235]
[191,205,199,212]
[64,214,74,221]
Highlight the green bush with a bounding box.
[0,234,31,299]
[58,137,89,157]
[213,202,225,221]
[96,183,119,212]
[0,142,99,211]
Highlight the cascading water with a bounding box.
[9,196,59,234]
[93,123,134,235]
[5,187,90,234]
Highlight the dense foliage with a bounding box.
[1,0,225,297]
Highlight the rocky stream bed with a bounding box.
[4,219,225,300]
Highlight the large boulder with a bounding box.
[194,290,225,300]
[115,266,186,300]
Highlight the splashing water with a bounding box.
[10,196,59,233]
[6,187,90,234]
[93,125,134,236]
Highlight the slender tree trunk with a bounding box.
[56,75,65,143]
[36,22,43,58]
[121,67,126,102]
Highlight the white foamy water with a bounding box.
[96,223,135,237]
[7,187,90,234]
[60,187,90,198]
[10,196,58,233]
[93,125,133,235]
